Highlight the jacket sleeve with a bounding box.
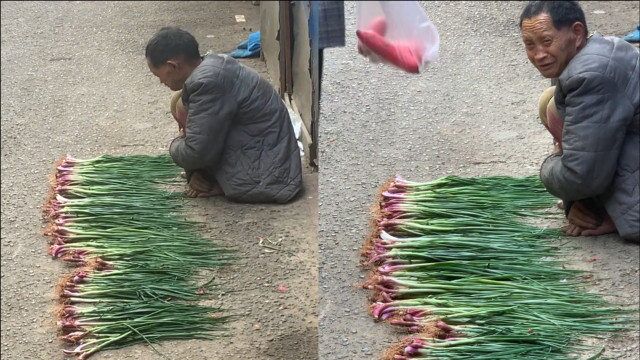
[169,80,237,171]
[540,72,633,201]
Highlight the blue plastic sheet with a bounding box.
[623,25,640,43]
[230,31,261,58]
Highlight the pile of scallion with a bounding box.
[42,154,233,359]
[361,175,633,360]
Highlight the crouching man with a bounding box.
[520,1,639,240]
[146,27,302,203]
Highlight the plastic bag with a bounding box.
[356,1,439,74]
[230,31,261,58]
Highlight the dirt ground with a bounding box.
[317,1,639,359]
[1,1,317,359]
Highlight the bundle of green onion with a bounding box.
[42,154,233,359]
[362,175,632,360]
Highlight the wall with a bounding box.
[290,1,313,139]
[260,1,316,166]
[259,1,280,92]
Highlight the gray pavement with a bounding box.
[1,2,317,359]
[317,1,639,359]
[1,1,638,360]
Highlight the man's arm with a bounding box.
[169,80,237,171]
[540,72,633,200]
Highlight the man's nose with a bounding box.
[533,46,547,62]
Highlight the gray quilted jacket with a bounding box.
[541,34,639,240]
[169,54,302,203]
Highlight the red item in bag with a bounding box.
[356,1,439,74]
[356,29,422,74]
[368,16,387,35]
[357,16,387,56]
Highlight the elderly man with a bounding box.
[145,27,302,203]
[520,1,639,240]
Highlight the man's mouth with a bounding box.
[539,63,553,70]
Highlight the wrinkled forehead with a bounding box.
[521,13,558,38]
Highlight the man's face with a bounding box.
[521,13,583,78]
[147,59,185,91]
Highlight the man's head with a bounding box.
[519,1,588,78]
[145,27,202,91]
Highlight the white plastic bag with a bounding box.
[356,1,439,74]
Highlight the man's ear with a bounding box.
[166,60,179,70]
[571,22,586,48]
